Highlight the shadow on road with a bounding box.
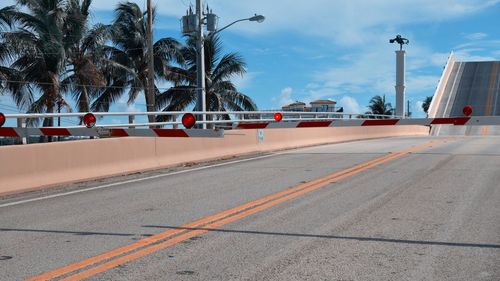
[143,225,500,249]
[0,228,152,237]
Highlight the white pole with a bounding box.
[196,0,207,129]
[395,50,406,117]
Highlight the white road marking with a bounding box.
[0,153,281,208]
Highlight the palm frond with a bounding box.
[212,53,246,83]
[90,80,126,112]
[155,86,195,113]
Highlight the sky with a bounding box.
[1,0,500,123]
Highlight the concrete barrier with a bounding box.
[0,126,429,196]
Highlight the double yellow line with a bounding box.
[482,62,499,136]
[27,139,449,281]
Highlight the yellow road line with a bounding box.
[482,62,499,135]
[27,139,450,281]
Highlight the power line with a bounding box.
[0,79,175,91]
[0,46,160,57]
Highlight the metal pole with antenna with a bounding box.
[196,0,207,129]
[181,2,264,129]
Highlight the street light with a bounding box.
[182,0,265,129]
[213,14,266,35]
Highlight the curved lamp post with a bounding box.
[182,0,265,128]
[214,14,266,34]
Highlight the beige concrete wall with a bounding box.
[0,126,429,196]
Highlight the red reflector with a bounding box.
[362,119,400,126]
[182,113,196,129]
[463,105,473,116]
[0,113,5,127]
[0,128,18,137]
[297,121,332,128]
[153,129,189,137]
[431,117,470,125]
[274,112,283,122]
[110,129,129,137]
[237,123,269,129]
[40,128,71,136]
[83,113,96,128]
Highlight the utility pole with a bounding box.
[146,0,156,124]
[181,2,264,129]
[196,0,207,129]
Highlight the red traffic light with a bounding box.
[463,105,473,116]
[83,113,96,128]
[0,112,5,127]
[274,112,283,122]
[182,113,196,129]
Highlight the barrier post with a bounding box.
[17,118,27,145]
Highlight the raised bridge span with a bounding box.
[430,54,500,136]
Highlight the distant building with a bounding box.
[310,100,337,112]
[281,100,337,112]
[282,101,306,112]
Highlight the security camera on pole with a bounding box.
[389,35,409,118]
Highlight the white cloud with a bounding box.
[232,72,260,90]
[407,75,441,93]
[116,93,145,112]
[272,87,294,107]
[88,0,499,45]
[339,96,364,114]
[452,40,500,61]
[464,32,488,40]
[454,48,499,61]
[415,101,425,113]
[430,52,451,67]
[309,39,446,99]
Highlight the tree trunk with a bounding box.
[144,78,156,125]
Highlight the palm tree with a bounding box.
[0,0,70,127]
[91,2,183,123]
[422,96,432,115]
[60,0,108,113]
[0,0,107,128]
[156,34,257,124]
[365,95,393,118]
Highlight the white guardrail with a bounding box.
[1,110,499,142]
[0,111,394,128]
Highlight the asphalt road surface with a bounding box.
[1,136,499,281]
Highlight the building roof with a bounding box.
[286,102,306,106]
[310,99,336,104]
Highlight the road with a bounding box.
[1,136,499,280]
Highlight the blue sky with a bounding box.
[1,0,500,123]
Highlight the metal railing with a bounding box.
[2,111,401,129]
